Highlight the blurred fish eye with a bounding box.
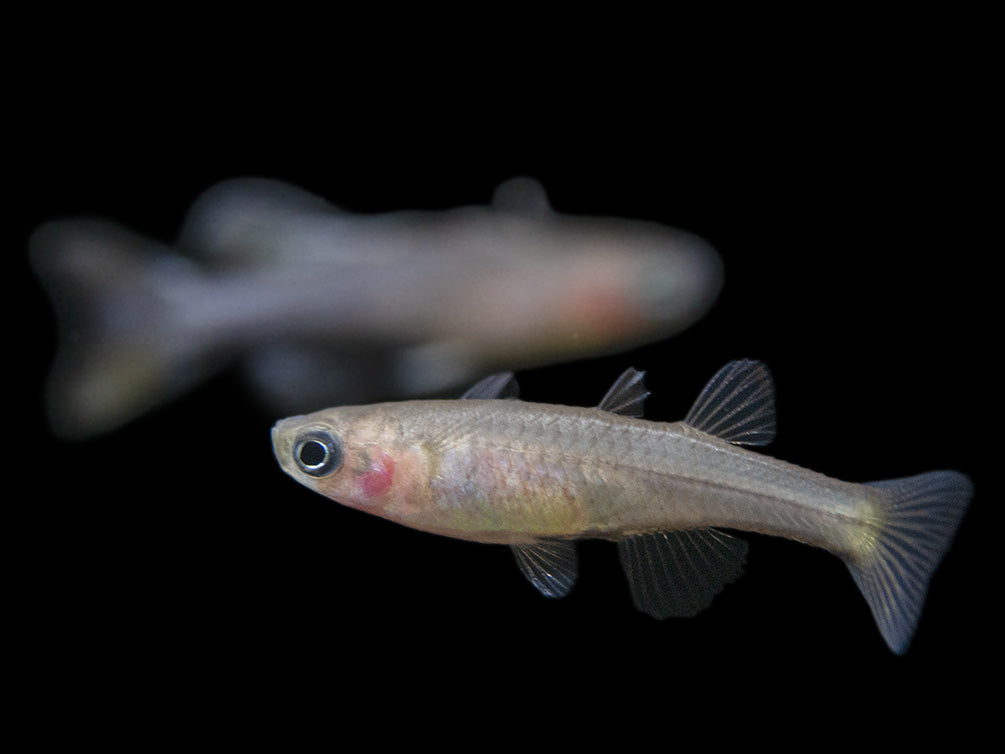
[293,430,342,477]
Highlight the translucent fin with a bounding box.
[511,541,578,598]
[617,529,748,619]
[847,471,972,654]
[683,359,775,446]
[461,372,520,400]
[245,344,398,413]
[597,368,650,417]
[29,219,216,439]
[491,176,552,217]
[178,177,338,263]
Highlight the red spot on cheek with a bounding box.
[359,452,394,497]
[569,285,640,336]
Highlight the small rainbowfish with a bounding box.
[31,177,721,438]
[271,360,971,654]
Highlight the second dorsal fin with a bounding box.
[683,360,775,446]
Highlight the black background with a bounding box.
[13,22,996,746]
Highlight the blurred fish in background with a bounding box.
[30,176,723,439]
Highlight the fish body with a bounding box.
[31,177,721,438]
[276,398,861,549]
[271,360,972,654]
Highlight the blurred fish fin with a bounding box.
[179,176,338,261]
[461,372,520,400]
[393,341,481,396]
[617,529,748,619]
[30,219,217,439]
[511,541,578,598]
[491,176,552,217]
[244,345,398,413]
[597,367,649,417]
[849,471,972,654]
[683,359,776,446]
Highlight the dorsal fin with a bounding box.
[461,372,520,400]
[491,176,551,217]
[617,529,748,618]
[683,360,775,446]
[511,541,578,598]
[597,368,650,417]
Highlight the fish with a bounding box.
[270,359,972,654]
[30,176,722,438]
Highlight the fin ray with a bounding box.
[618,529,748,619]
[511,541,578,598]
[847,470,972,654]
[684,359,775,445]
[597,368,650,417]
[461,372,520,400]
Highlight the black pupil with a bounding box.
[293,430,342,477]
[298,439,328,467]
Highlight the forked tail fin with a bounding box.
[848,470,972,654]
[30,219,216,439]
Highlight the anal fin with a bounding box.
[617,529,748,619]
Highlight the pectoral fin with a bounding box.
[511,541,578,598]
[617,529,748,619]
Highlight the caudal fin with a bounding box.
[848,470,972,654]
[30,219,217,438]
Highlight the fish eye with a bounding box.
[293,430,342,477]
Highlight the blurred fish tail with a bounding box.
[30,219,213,438]
[848,470,972,654]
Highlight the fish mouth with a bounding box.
[270,418,300,474]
